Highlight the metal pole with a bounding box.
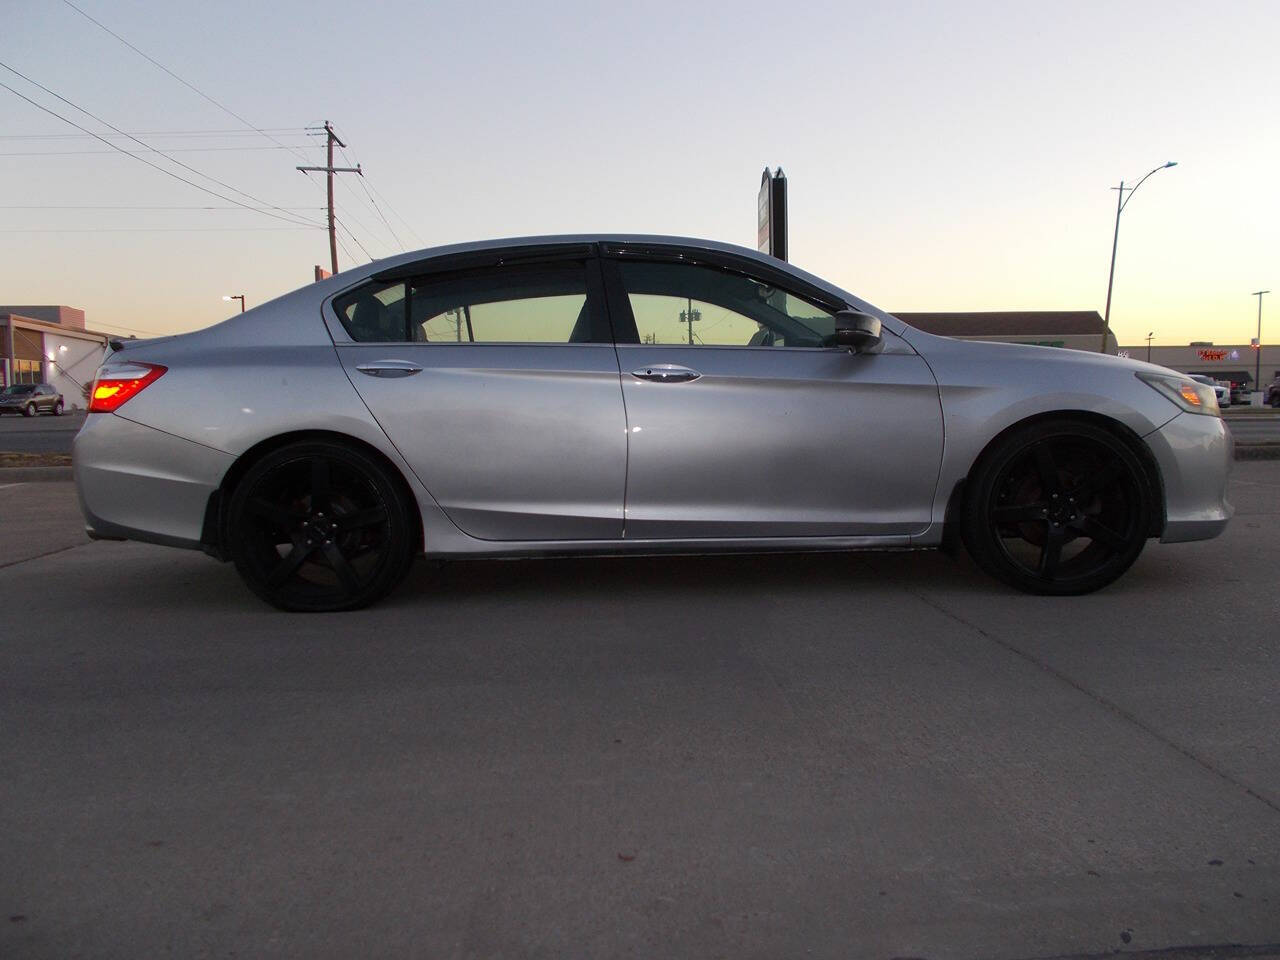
[1098,163,1177,354]
[1146,331,1153,363]
[1254,291,1269,394]
[1100,181,1124,354]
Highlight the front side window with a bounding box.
[615,260,836,348]
[333,262,596,344]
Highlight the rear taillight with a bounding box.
[88,362,167,413]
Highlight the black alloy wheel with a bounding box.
[961,420,1154,595]
[227,441,416,611]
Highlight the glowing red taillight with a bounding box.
[88,362,167,413]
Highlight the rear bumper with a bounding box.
[1144,412,1233,543]
[73,413,234,550]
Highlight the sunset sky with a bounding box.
[4,0,1277,347]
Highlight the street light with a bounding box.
[1099,161,1177,353]
[223,294,246,313]
[1253,290,1269,397]
[1145,331,1154,363]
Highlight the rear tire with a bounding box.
[226,441,417,612]
[961,419,1154,595]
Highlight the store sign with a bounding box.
[1197,349,1228,361]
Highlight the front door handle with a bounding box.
[631,364,701,383]
[355,360,423,378]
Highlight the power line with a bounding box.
[0,65,321,229]
[337,141,404,251]
[365,176,427,248]
[0,204,324,210]
[58,0,312,162]
[332,229,358,267]
[333,176,398,255]
[299,167,393,262]
[1,226,317,233]
[334,216,375,262]
[0,144,323,156]
[0,128,311,140]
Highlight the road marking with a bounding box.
[0,482,26,491]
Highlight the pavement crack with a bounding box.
[0,541,91,571]
[905,586,1280,818]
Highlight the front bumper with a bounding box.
[1144,412,1233,543]
[73,413,235,550]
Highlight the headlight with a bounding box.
[1136,372,1220,416]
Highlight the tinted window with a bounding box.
[615,260,836,347]
[334,262,596,344]
[3,385,35,395]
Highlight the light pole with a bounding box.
[223,294,246,313]
[1099,161,1177,353]
[1145,331,1154,363]
[1253,290,1269,396]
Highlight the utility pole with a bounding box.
[1253,290,1269,396]
[1145,331,1154,363]
[680,297,700,345]
[297,121,361,275]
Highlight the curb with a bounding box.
[0,466,74,482]
[1234,444,1280,461]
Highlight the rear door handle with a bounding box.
[631,364,701,383]
[355,360,423,378]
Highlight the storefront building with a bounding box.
[1113,343,1275,389]
[0,306,110,409]
[892,311,1118,354]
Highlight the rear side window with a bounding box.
[333,262,601,344]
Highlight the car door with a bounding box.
[603,246,944,539]
[329,247,628,541]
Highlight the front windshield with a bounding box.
[2,385,36,395]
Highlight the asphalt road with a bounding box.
[2,468,1279,959]
[0,410,84,454]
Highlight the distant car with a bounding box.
[73,234,1233,611]
[0,383,64,417]
[1268,376,1280,407]
[1188,375,1230,408]
[1229,380,1251,405]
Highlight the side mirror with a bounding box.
[831,309,882,352]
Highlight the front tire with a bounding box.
[961,420,1154,595]
[23,402,35,417]
[226,441,417,612]
[52,400,64,416]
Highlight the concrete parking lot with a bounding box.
[2,468,1279,959]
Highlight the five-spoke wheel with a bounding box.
[961,420,1154,595]
[226,441,416,611]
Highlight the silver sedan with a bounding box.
[74,235,1232,611]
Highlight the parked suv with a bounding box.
[1268,375,1280,407]
[0,383,64,416]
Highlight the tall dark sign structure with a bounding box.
[757,167,788,261]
